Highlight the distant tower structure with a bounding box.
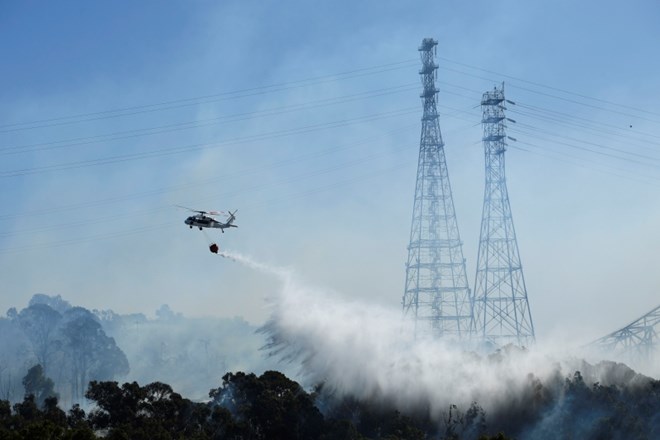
[591,304,660,364]
[402,38,472,339]
[471,84,535,347]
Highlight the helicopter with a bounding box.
[178,206,238,233]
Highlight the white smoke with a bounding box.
[218,250,653,417]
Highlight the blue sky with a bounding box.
[1,0,659,344]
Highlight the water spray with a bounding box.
[215,250,655,420]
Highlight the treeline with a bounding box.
[0,295,128,405]
[0,370,501,440]
[0,294,277,405]
[97,304,273,400]
[1,368,658,439]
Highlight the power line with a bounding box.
[509,126,660,170]
[4,66,652,171]
[509,105,660,151]
[3,52,659,255]
[4,55,657,136]
[510,142,660,186]
[0,143,410,237]
[509,84,660,126]
[0,81,481,161]
[435,55,660,119]
[0,83,419,155]
[510,122,660,165]
[0,123,419,220]
[0,118,478,245]
[0,60,419,132]
[0,107,420,178]
[436,65,660,126]
[3,116,472,220]
[0,161,416,254]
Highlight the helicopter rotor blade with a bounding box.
[175,204,195,211]
[176,204,232,218]
[175,205,207,214]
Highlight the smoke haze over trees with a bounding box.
[1,295,129,406]
[1,286,658,438]
[0,368,658,439]
[0,294,286,405]
[0,290,658,438]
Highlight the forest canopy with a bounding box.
[0,368,658,439]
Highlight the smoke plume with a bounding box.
[218,250,654,420]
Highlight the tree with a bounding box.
[61,308,129,401]
[13,394,40,422]
[0,399,11,426]
[17,304,62,373]
[155,304,181,321]
[210,370,325,440]
[29,294,71,314]
[85,380,207,439]
[85,381,143,430]
[67,403,87,428]
[0,316,30,402]
[42,396,67,428]
[22,365,57,408]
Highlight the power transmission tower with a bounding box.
[591,304,659,364]
[471,84,535,348]
[402,38,472,339]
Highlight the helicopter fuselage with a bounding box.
[185,214,237,231]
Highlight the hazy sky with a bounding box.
[1,0,659,345]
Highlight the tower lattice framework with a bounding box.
[471,84,535,347]
[402,38,472,339]
[591,304,659,364]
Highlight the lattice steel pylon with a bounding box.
[591,305,660,363]
[470,84,535,348]
[402,38,472,340]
